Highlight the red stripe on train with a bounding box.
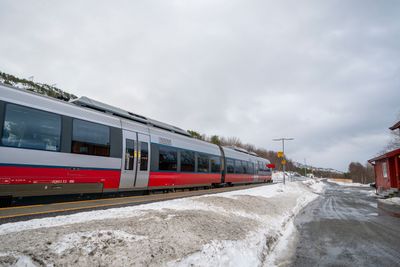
[0,166,121,189]
[225,174,254,183]
[148,172,221,187]
[224,174,272,183]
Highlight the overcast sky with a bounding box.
[1,0,399,171]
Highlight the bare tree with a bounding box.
[384,112,400,151]
[224,136,243,147]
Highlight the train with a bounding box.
[0,83,273,204]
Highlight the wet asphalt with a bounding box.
[289,180,400,267]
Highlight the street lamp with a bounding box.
[273,138,294,184]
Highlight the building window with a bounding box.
[210,156,221,173]
[197,153,209,173]
[72,119,110,156]
[1,104,61,151]
[159,146,177,171]
[382,162,388,178]
[181,150,195,172]
[140,142,148,171]
[226,159,235,174]
[125,139,135,170]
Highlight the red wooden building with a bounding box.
[369,121,400,195]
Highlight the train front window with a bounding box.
[72,119,110,157]
[1,104,61,151]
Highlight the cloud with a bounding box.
[0,0,399,171]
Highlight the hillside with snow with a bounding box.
[0,71,77,101]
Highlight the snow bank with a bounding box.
[380,197,400,206]
[328,179,370,187]
[0,181,321,267]
[302,179,326,194]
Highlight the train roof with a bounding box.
[0,83,191,138]
[224,146,258,156]
[223,146,270,163]
[71,96,191,137]
[0,83,121,128]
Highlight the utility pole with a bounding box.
[304,158,307,177]
[273,138,294,184]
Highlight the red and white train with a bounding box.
[0,83,273,202]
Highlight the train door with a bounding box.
[120,130,138,189]
[135,133,150,188]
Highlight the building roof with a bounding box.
[389,120,400,130]
[368,148,400,163]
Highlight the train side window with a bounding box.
[210,156,221,173]
[72,119,110,157]
[1,104,61,151]
[226,159,235,174]
[125,139,135,170]
[197,153,209,173]
[181,150,195,172]
[159,146,177,171]
[235,160,243,174]
[248,162,254,174]
[258,161,264,173]
[242,161,248,174]
[140,142,148,171]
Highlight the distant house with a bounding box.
[368,121,400,196]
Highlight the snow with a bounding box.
[380,197,400,206]
[302,178,326,193]
[327,179,371,187]
[263,220,297,267]
[51,230,147,255]
[0,180,324,266]
[0,252,36,267]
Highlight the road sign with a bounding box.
[277,151,284,158]
[281,159,287,165]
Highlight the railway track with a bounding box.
[0,183,276,224]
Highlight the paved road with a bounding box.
[289,180,400,267]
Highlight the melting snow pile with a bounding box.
[0,180,323,267]
[327,179,371,187]
[380,197,400,206]
[303,178,326,194]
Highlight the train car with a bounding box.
[0,83,273,204]
[222,146,272,185]
[72,96,224,191]
[0,84,124,199]
[148,127,223,189]
[254,156,273,183]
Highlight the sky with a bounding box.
[0,0,399,171]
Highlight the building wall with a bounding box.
[375,159,391,190]
[375,155,400,191]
